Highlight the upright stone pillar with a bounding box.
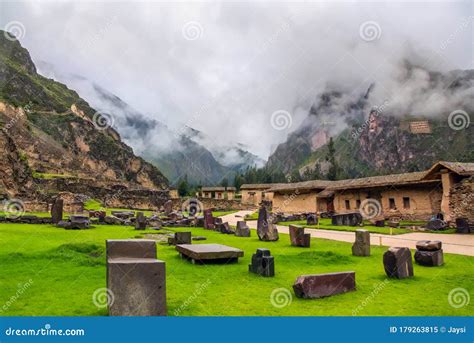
[289,225,311,247]
[383,247,414,279]
[106,239,166,316]
[352,229,370,256]
[51,198,63,224]
[257,203,279,241]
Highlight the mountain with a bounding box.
[36,63,263,185]
[0,31,168,198]
[267,66,474,179]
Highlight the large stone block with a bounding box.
[289,225,310,247]
[248,249,274,277]
[203,209,215,229]
[414,249,444,266]
[175,232,192,245]
[107,239,157,259]
[135,212,147,230]
[106,240,166,316]
[51,198,64,224]
[426,219,447,231]
[235,221,251,237]
[331,212,362,226]
[352,229,370,256]
[383,247,414,279]
[257,204,279,241]
[293,272,356,299]
[455,218,472,234]
[415,240,442,251]
[306,214,318,225]
[217,222,235,234]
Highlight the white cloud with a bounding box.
[0,0,471,159]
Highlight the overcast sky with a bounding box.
[0,0,472,159]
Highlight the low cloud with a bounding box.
[1,1,471,160]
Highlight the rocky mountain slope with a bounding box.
[0,31,168,200]
[36,63,263,185]
[267,67,474,179]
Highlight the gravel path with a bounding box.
[220,211,474,256]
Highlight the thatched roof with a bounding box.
[240,183,284,190]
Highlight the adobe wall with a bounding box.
[241,190,263,206]
[171,197,256,211]
[333,184,442,220]
[272,191,317,213]
[449,176,474,223]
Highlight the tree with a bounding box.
[177,176,189,197]
[326,137,339,180]
[220,177,229,188]
[233,174,243,191]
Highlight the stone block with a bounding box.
[235,221,251,237]
[64,215,90,230]
[215,222,233,234]
[306,214,318,225]
[203,209,215,230]
[426,219,447,231]
[135,212,147,230]
[248,249,274,277]
[106,239,166,316]
[106,239,157,259]
[414,249,444,266]
[289,225,310,247]
[352,229,370,256]
[175,232,192,245]
[383,247,414,279]
[257,204,279,241]
[50,198,64,224]
[415,240,442,251]
[293,272,356,299]
[331,212,362,226]
[455,218,471,234]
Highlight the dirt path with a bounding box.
[220,211,474,256]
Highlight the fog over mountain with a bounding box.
[0,1,471,164]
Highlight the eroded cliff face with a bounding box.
[0,31,169,202]
[267,69,474,179]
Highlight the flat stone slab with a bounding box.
[176,244,243,262]
[293,271,356,299]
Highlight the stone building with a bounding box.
[240,184,279,206]
[198,186,236,200]
[268,161,474,222]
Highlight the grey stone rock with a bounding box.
[106,239,166,316]
[414,249,444,266]
[352,229,370,256]
[293,272,356,298]
[383,247,414,279]
[248,248,274,277]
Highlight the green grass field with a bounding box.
[0,223,471,316]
